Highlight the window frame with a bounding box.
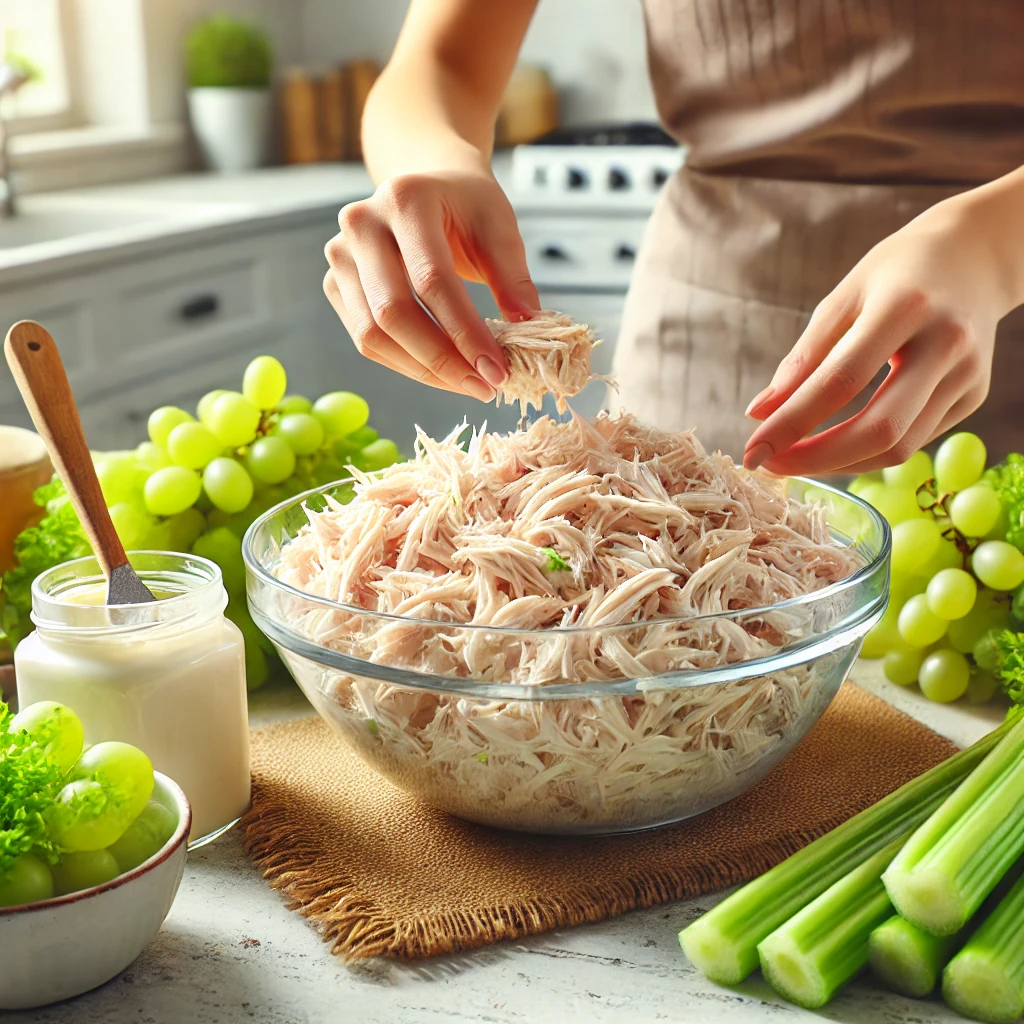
[1,0,81,135]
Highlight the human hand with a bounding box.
[323,167,539,399]
[743,195,1013,476]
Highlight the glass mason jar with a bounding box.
[14,552,250,847]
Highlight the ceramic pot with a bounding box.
[188,87,270,172]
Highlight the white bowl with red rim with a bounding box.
[0,772,191,1010]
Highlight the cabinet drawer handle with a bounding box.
[180,295,220,320]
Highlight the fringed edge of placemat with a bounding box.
[241,787,861,962]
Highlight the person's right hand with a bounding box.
[323,167,540,400]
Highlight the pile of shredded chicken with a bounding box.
[276,412,859,685]
[272,412,862,831]
[487,310,603,416]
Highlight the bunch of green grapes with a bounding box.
[91,356,402,690]
[0,702,178,908]
[852,432,1023,705]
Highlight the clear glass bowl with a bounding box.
[243,478,889,835]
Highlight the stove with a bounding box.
[499,123,686,418]
[510,122,685,210]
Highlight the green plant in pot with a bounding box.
[185,16,273,173]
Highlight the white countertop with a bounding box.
[5,662,1007,1024]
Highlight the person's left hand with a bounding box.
[743,193,1014,476]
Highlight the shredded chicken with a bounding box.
[487,310,605,417]
[271,411,863,832]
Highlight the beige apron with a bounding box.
[615,0,1024,462]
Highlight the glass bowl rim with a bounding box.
[241,475,890,699]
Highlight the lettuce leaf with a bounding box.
[1,477,89,649]
[986,453,1024,552]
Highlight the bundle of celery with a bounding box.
[680,708,1024,1022]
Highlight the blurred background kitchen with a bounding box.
[0,0,684,451]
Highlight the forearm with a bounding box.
[360,0,537,185]
[362,57,497,182]
[946,164,1024,314]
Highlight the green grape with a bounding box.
[926,568,977,621]
[949,484,1002,538]
[96,453,141,505]
[972,539,1024,591]
[346,425,379,448]
[49,742,155,852]
[166,507,207,551]
[143,466,203,517]
[197,389,228,425]
[135,441,171,473]
[144,518,175,551]
[203,457,254,514]
[0,854,54,907]
[192,526,245,596]
[966,670,1000,706]
[8,700,84,773]
[985,503,1010,541]
[79,740,154,825]
[919,536,963,577]
[147,406,193,447]
[51,850,120,896]
[109,501,157,551]
[246,436,296,484]
[849,472,882,498]
[861,482,922,525]
[228,605,270,690]
[898,594,948,647]
[883,647,925,686]
[973,629,1001,672]
[167,421,222,470]
[890,518,940,575]
[208,392,261,448]
[275,394,313,416]
[274,413,325,456]
[934,431,987,493]
[354,438,402,472]
[947,590,1010,652]
[108,800,178,872]
[48,779,128,852]
[861,604,904,659]
[882,450,933,490]
[243,355,287,410]
[918,648,971,703]
[313,391,370,437]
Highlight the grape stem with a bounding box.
[915,477,982,566]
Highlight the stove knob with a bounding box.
[608,167,630,191]
[615,244,637,262]
[541,244,569,261]
[651,167,670,188]
[566,167,588,190]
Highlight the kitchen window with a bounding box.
[0,0,74,130]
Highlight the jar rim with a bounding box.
[30,551,227,637]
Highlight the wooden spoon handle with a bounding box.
[5,320,128,576]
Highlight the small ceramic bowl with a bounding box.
[0,772,191,1010]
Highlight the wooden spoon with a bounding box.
[4,321,156,605]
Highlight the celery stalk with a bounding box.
[869,857,1024,998]
[678,721,1010,985]
[943,869,1024,1024]
[757,838,903,1009]
[882,715,1024,936]
[868,916,958,997]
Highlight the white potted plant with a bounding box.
[185,16,273,173]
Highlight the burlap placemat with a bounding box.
[241,681,957,961]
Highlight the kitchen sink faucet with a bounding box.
[0,63,30,218]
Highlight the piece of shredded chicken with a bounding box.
[486,310,606,417]
[271,412,863,832]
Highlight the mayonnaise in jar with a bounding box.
[15,552,250,845]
